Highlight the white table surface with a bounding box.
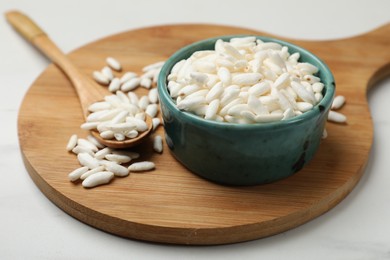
[1,0,390,259]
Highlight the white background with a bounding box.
[1,0,390,259]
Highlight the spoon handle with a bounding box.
[5,10,46,41]
[5,10,104,116]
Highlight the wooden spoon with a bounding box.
[5,10,153,149]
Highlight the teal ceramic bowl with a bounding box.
[157,35,335,186]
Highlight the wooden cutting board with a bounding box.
[18,24,390,245]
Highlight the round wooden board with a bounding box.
[18,24,390,245]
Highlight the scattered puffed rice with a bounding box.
[105,162,129,177]
[77,138,98,152]
[328,110,347,123]
[331,95,346,110]
[92,71,110,85]
[105,153,131,164]
[140,77,152,89]
[145,104,159,118]
[148,88,159,103]
[121,77,141,92]
[80,166,105,180]
[153,135,163,153]
[94,147,112,160]
[108,78,121,92]
[66,134,78,151]
[72,145,94,156]
[128,161,155,172]
[78,153,100,169]
[106,57,122,71]
[82,171,114,188]
[67,58,167,189]
[68,166,88,182]
[152,118,161,131]
[87,134,105,149]
[101,66,114,81]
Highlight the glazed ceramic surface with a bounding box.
[159,35,335,185]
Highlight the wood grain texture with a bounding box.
[18,24,389,245]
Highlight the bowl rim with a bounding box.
[158,35,335,130]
